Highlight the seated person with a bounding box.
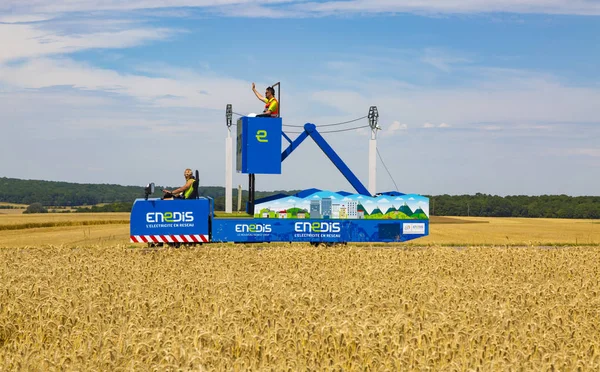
[252,82,278,117]
[162,168,196,199]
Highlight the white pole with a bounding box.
[368,129,377,195]
[225,129,233,213]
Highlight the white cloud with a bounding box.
[290,0,600,16]
[389,121,408,132]
[0,22,175,63]
[0,58,259,110]
[2,0,599,17]
[571,148,600,157]
[421,48,471,72]
[0,14,54,23]
[481,124,503,131]
[314,67,600,131]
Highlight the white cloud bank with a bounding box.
[0,23,175,63]
[1,0,600,18]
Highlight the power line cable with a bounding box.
[232,111,368,133]
[283,124,369,135]
[376,147,399,192]
[232,110,367,129]
[320,125,370,133]
[282,115,368,128]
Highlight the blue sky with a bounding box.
[1,1,599,196]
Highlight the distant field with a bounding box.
[0,212,128,227]
[0,213,128,247]
[0,214,598,247]
[0,202,26,215]
[0,203,117,215]
[417,216,600,246]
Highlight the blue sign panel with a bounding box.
[130,198,212,236]
[211,218,429,243]
[236,116,282,174]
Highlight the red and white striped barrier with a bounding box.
[130,235,209,243]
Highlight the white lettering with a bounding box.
[294,222,341,233]
[146,211,194,223]
[235,224,272,233]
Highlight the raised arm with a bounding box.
[252,82,266,102]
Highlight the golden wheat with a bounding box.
[0,212,129,226]
[0,245,599,370]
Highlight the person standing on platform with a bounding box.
[252,83,279,117]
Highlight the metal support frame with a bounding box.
[282,124,371,196]
[225,104,233,213]
[367,106,379,195]
[272,82,280,118]
[248,173,256,215]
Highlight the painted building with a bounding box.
[310,200,321,219]
[347,200,358,219]
[339,205,347,219]
[331,204,340,219]
[321,197,332,219]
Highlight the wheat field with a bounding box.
[1,214,599,369]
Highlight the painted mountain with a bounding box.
[254,190,429,220]
[411,207,428,220]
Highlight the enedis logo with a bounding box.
[256,129,268,143]
[235,224,272,233]
[294,222,341,233]
[146,212,194,223]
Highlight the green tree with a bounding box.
[24,202,48,214]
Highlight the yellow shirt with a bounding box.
[262,97,278,115]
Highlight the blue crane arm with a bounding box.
[281,130,309,162]
[281,123,371,196]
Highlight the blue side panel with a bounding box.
[238,116,282,174]
[211,218,429,243]
[130,198,212,236]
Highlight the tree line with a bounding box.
[1,177,598,218]
[430,193,600,219]
[0,177,297,213]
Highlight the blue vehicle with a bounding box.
[130,114,429,246]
